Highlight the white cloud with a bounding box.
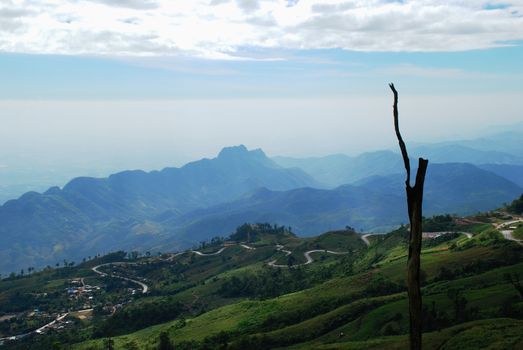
[374,64,499,79]
[0,0,522,58]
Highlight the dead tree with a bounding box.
[389,83,428,350]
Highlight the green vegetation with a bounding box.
[513,225,523,240]
[229,223,295,243]
[422,214,457,232]
[2,216,523,350]
[507,194,523,215]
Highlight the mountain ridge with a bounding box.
[1,145,521,275]
[0,145,318,275]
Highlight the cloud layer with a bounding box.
[0,0,522,58]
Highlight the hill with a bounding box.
[1,146,521,276]
[0,146,318,275]
[478,164,523,188]
[2,212,522,350]
[410,144,522,165]
[153,163,522,250]
[273,135,523,188]
[158,185,404,245]
[273,151,403,187]
[355,163,523,215]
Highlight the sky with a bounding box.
[0,0,523,198]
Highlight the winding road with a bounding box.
[361,234,374,246]
[35,313,68,334]
[191,247,227,256]
[166,252,185,261]
[426,231,473,239]
[268,246,348,268]
[187,242,348,268]
[92,263,149,294]
[0,309,91,342]
[495,219,523,246]
[87,226,490,304]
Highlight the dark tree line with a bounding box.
[507,194,523,214]
[229,223,293,243]
[92,298,184,337]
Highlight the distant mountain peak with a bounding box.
[218,145,249,157]
[218,145,267,160]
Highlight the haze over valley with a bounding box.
[1,126,522,275]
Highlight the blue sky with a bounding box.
[1,44,522,99]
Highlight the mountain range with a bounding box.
[274,135,523,188]
[0,138,522,275]
[0,146,317,275]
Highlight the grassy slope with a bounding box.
[74,272,375,349]
[72,222,523,350]
[285,318,523,350]
[514,225,523,240]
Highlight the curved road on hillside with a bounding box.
[426,231,473,239]
[361,234,374,246]
[187,242,348,268]
[1,308,94,343]
[92,263,149,294]
[495,218,523,246]
[361,231,474,248]
[268,247,348,268]
[164,244,255,261]
[166,252,185,261]
[189,243,258,256]
[191,247,227,256]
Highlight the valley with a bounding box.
[1,205,523,349]
[1,143,522,277]
[1,141,522,350]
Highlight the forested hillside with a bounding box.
[1,210,522,349]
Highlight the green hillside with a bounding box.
[1,214,522,350]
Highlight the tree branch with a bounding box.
[389,83,411,187]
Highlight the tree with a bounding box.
[390,83,428,350]
[507,194,523,214]
[123,341,140,350]
[447,288,468,322]
[103,338,115,350]
[504,273,523,299]
[158,331,174,350]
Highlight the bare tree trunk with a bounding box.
[389,83,428,350]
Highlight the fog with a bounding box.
[0,93,521,202]
[2,94,521,164]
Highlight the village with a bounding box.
[0,273,141,346]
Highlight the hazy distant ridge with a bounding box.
[0,144,521,275]
[0,146,317,274]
